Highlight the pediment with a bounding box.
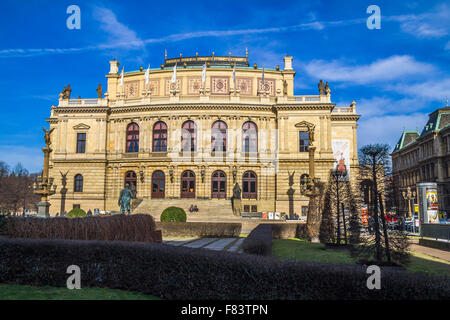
[73,123,91,130]
[294,121,315,130]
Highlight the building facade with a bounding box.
[46,53,360,217]
[391,106,450,216]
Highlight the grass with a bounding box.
[273,238,450,276]
[0,284,159,300]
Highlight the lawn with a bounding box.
[272,238,450,276]
[0,284,159,300]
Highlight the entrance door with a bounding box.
[211,170,226,198]
[181,170,195,198]
[151,171,165,198]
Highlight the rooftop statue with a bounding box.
[61,84,71,99]
[325,81,331,95]
[318,80,325,95]
[97,83,102,99]
[42,127,55,147]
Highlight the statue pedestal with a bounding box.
[37,201,51,218]
[232,198,242,216]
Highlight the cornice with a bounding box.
[331,114,361,121]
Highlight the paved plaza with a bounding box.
[163,237,244,253]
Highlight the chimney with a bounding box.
[283,56,293,71]
[109,59,119,74]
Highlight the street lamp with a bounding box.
[402,186,417,233]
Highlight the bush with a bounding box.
[160,207,186,222]
[271,223,306,239]
[67,208,87,218]
[0,238,448,300]
[3,214,162,243]
[243,224,273,256]
[156,222,241,237]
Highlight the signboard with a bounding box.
[332,139,350,178]
[268,212,274,220]
[426,187,439,224]
[262,212,268,220]
[361,205,369,226]
[274,212,280,220]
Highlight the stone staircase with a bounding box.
[133,198,237,221]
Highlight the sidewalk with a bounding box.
[409,238,450,261]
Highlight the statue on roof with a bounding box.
[96,83,103,99]
[283,80,288,95]
[61,84,71,99]
[325,81,331,95]
[318,80,325,95]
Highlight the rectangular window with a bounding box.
[73,204,80,209]
[301,206,309,216]
[76,133,86,153]
[243,205,250,212]
[251,205,257,212]
[299,131,309,152]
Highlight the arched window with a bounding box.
[126,123,139,153]
[300,174,310,186]
[124,171,137,196]
[211,170,226,198]
[181,120,197,152]
[180,170,196,198]
[153,121,167,152]
[211,121,227,152]
[242,171,257,199]
[242,121,257,153]
[74,174,83,192]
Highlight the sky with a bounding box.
[0,0,448,172]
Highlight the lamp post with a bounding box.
[402,186,416,233]
[33,128,57,217]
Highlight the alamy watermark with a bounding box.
[66,265,81,289]
[66,5,81,30]
[366,265,381,290]
[366,5,381,30]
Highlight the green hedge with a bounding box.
[160,207,186,222]
[155,222,241,237]
[67,208,87,218]
[0,238,448,299]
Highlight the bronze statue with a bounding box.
[60,171,69,187]
[318,80,325,95]
[288,170,295,187]
[96,83,103,99]
[118,183,134,215]
[61,84,71,99]
[42,127,55,147]
[232,183,241,199]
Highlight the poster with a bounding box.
[426,188,439,224]
[268,212,274,220]
[332,139,350,178]
[262,212,268,220]
[360,205,368,226]
[275,212,280,220]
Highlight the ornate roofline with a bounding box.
[330,114,360,121]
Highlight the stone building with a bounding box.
[391,105,450,216]
[46,52,360,218]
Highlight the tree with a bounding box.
[319,179,334,243]
[356,144,409,265]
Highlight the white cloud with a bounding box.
[388,4,450,39]
[388,78,450,101]
[358,113,429,150]
[302,55,435,84]
[92,7,144,49]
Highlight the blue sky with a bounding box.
[0,0,448,172]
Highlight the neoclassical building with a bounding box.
[46,52,360,217]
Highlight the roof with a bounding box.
[164,54,250,68]
[393,130,420,152]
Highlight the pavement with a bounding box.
[409,238,450,261]
[163,237,244,253]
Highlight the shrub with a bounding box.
[160,206,186,222]
[0,238,448,300]
[270,223,306,239]
[67,208,87,218]
[3,214,162,243]
[243,224,273,256]
[156,222,241,237]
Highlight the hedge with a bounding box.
[271,223,307,239]
[160,207,187,222]
[242,224,273,256]
[0,238,448,300]
[156,222,241,237]
[1,214,162,243]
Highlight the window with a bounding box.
[242,170,257,199]
[153,121,167,152]
[242,121,257,153]
[76,133,86,153]
[211,121,227,152]
[181,120,196,152]
[74,174,83,192]
[126,123,139,153]
[251,205,257,212]
[243,205,250,212]
[299,131,309,152]
[73,204,80,209]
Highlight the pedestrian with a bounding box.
[87,209,92,216]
